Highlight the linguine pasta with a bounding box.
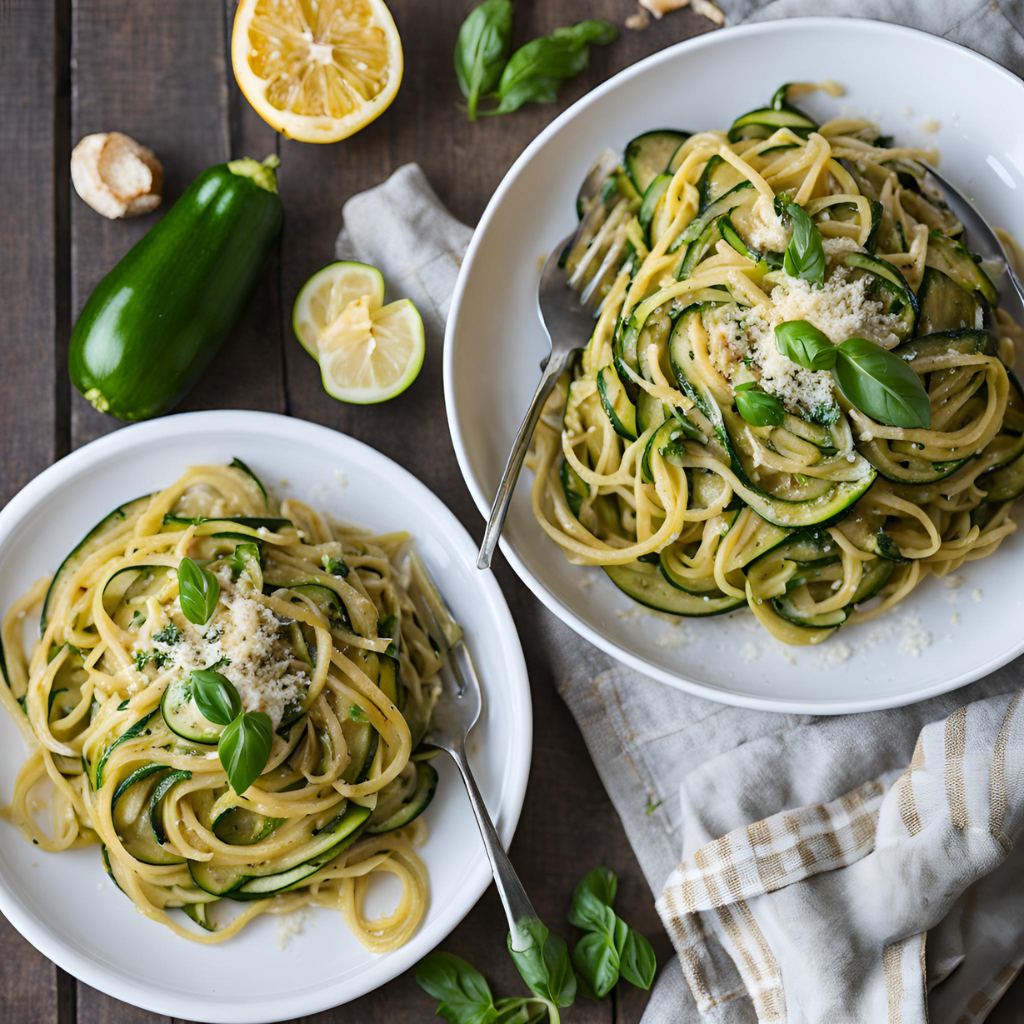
[0,461,445,949]
[527,83,1024,645]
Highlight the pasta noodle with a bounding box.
[527,83,1024,645]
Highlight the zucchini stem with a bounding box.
[227,154,281,193]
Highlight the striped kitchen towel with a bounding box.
[654,690,1024,1023]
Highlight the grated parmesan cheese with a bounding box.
[149,571,307,729]
[710,260,903,417]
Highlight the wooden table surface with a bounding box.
[0,2,1021,1022]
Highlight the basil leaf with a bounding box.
[454,0,514,122]
[734,386,786,427]
[415,951,498,1024]
[568,866,617,931]
[190,669,241,726]
[782,202,825,287]
[218,711,272,795]
[774,320,837,371]
[492,20,617,116]
[572,931,620,999]
[618,928,657,990]
[177,557,220,625]
[507,917,576,1008]
[834,337,931,428]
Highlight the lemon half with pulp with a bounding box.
[232,0,403,143]
[294,261,424,403]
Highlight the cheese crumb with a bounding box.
[276,909,310,950]
[739,641,760,663]
[943,574,965,588]
[972,588,983,604]
[898,615,931,657]
[815,641,852,668]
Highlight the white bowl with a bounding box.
[445,18,1024,713]
[0,411,532,1022]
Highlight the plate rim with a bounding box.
[0,409,533,1022]
[443,16,1024,715]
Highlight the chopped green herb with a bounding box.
[153,623,181,645]
[321,555,349,578]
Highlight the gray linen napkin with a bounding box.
[334,4,1024,1019]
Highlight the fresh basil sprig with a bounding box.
[568,867,657,997]
[780,201,825,287]
[177,557,220,625]
[218,710,273,795]
[491,20,617,116]
[453,2,617,120]
[833,336,931,429]
[454,0,514,121]
[416,951,559,1024]
[190,669,242,726]
[187,668,272,793]
[773,320,931,428]
[733,382,786,427]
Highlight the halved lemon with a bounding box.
[293,261,424,403]
[231,0,403,144]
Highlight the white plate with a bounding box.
[445,18,1024,714]
[0,411,531,1022]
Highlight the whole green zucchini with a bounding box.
[70,155,283,420]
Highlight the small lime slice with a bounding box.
[292,261,386,359]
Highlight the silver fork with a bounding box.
[476,149,624,570]
[921,164,1024,324]
[409,568,538,951]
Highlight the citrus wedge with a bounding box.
[293,262,424,404]
[231,0,403,143]
[292,261,385,358]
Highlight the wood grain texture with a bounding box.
[0,0,63,1018]
[1,0,1022,1021]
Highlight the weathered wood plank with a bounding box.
[0,0,64,1018]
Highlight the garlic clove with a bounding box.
[71,132,163,220]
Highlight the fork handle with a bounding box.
[446,740,538,950]
[477,349,571,570]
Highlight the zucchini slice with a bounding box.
[981,449,1024,503]
[366,762,439,834]
[88,710,159,790]
[604,560,745,616]
[925,231,999,304]
[916,267,983,336]
[212,806,286,846]
[696,155,745,212]
[161,676,222,744]
[727,107,817,143]
[111,764,186,865]
[597,367,638,441]
[670,181,754,261]
[189,804,372,900]
[41,495,152,633]
[625,130,689,194]
[842,252,918,341]
[638,173,672,246]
